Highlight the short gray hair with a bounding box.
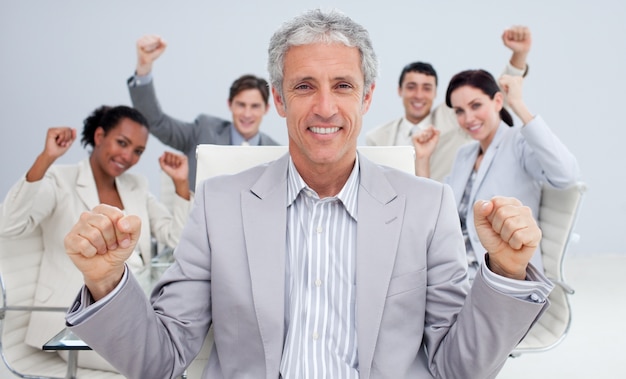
[268,8,379,100]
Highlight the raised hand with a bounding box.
[64,204,141,300]
[411,126,440,177]
[26,127,76,182]
[502,25,532,54]
[473,196,541,280]
[412,126,440,159]
[45,126,76,160]
[159,151,190,200]
[135,34,168,76]
[502,25,531,71]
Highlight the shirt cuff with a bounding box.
[66,265,129,325]
[481,254,554,303]
[503,62,529,78]
[127,72,153,87]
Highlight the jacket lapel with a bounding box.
[355,154,405,374]
[451,143,480,206]
[241,154,289,375]
[75,159,100,211]
[471,123,507,199]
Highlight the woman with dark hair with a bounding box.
[0,105,191,371]
[413,71,580,279]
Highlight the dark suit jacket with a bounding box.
[128,80,280,189]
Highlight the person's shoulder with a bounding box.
[381,164,442,190]
[258,132,280,146]
[430,103,460,131]
[47,162,80,180]
[197,154,287,194]
[365,118,401,145]
[364,159,444,197]
[367,118,400,135]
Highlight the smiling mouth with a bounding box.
[310,126,340,134]
[112,160,128,170]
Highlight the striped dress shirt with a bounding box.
[280,156,360,379]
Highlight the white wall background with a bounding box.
[1,0,624,255]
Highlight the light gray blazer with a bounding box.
[70,153,548,379]
[128,80,280,190]
[445,117,580,269]
[0,159,189,348]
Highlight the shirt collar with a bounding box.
[230,125,261,146]
[401,113,433,137]
[286,154,360,220]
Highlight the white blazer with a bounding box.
[445,116,580,269]
[0,158,190,347]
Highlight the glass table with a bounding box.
[42,328,91,379]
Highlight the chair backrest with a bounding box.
[194,144,415,191]
[0,227,124,378]
[512,181,587,355]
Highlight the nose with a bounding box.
[462,110,476,126]
[120,148,134,163]
[313,88,338,119]
[243,105,253,119]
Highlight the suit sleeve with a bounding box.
[517,116,581,188]
[424,185,548,379]
[0,173,57,237]
[128,79,198,153]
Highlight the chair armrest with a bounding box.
[551,279,575,295]
[0,305,68,320]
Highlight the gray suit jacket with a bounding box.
[128,80,280,189]
[70,153,548,379]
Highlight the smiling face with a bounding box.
[228,89,270,140]
[399,72,436,124]
[91,117,149,179]
[450,85,503,150]
[272,42,374,179]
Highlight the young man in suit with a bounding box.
[127,35,280,190]
[64,10,552,379]
[366,26,531,182]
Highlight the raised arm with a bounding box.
[498,74,534,124]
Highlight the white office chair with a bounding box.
[511,181,587,356]
[0,227,124,379]
[194,144,416,191]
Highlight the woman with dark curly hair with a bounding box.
[0,105,191,371]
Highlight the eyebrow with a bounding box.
[291,74,360,84]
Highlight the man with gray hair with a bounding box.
[63,9,552,379]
